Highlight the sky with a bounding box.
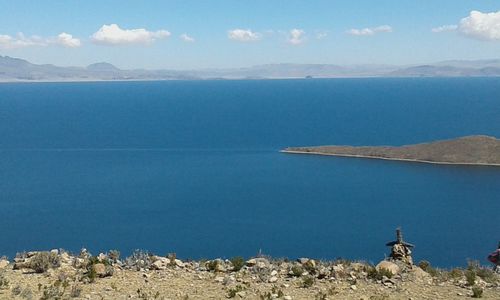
[1,0,500,69]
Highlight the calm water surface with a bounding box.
[0,78,499,267]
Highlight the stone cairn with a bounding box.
[385,227,414,266]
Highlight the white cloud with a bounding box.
[91,24,170,46]
[0,32,82,49]
[431,25,458,33]
[0,33,47,49]
[347,25,393,36]
[180,33,195,43]
[458,10,500,40]
[227,29,261,42]
[288,29,305,45]
[56,32,81,48]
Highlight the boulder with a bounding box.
[376,261,400,275]
[410,267,432,284]
[175,259,185,268]
[0,259,9,269]
[151,260,166,270]
[92,263,113,278]
[246,257,269,268]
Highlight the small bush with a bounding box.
[206,260,219,272]
[125,250,153,270]
[302,275,314,288]
[230,256,245,271]
[108,250,120,262]
[40,284,64,300]
[0,272,8,289]
[291,265,304,277]
[476,267,496,283]
[70,283,82,298]
[271,286,284,298]
[471,286,483,298]
[30,252,60,273]
[418,260,430,271]
[367,267,393,280]
[426,266,439,277]
[418,260,440,277]
[167,253,177,267]
[465,269,476,286]
[11,285,22,296]
[448,268,463,279]
[227,285,244,298]
[378,268,394,279]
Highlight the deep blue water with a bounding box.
[0,78,499,267]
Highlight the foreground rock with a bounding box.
[0,249,499,299]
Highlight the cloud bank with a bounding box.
[0,32,81,49]
[91,24,170,46]
[228,29,261,42]
[347,25,393,36]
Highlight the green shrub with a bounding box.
[418,260,440,277]
[29,252,60,273]
[125,250,153,270]
[0,272,9,290]
[301,275,314,288]
[206,260,219,272]
[378,267,393,279]
[475,267,496,283]
[448,268,463,279]
[108,250,120,262]
[70,283,82,298]
[291,265,304,277]
[167,253,177,267]
[367,266,393,280]
[271,286,284,298]
[465,269,476,286]
[230,256,245,271]
[227,285,244,298]
[418,260,430,271]
[40,283,65,300]
[471,286,483,298]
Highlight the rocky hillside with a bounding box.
[0,249,499,299]
[283,135,500,166]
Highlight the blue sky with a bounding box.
[1,0,500,69]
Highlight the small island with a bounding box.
[282,135,500,166]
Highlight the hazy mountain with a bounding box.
[1,55,500,82]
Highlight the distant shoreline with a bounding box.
[1,76,500,84]
[281,150,500,167]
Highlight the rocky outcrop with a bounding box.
[0,249,498,299]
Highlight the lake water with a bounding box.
[0,78,499,267]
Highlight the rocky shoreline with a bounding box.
[282,135,500,166]
[0,249,499,299]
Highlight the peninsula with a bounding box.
[282,135,500,166]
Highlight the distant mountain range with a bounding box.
[2,55,500,82]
